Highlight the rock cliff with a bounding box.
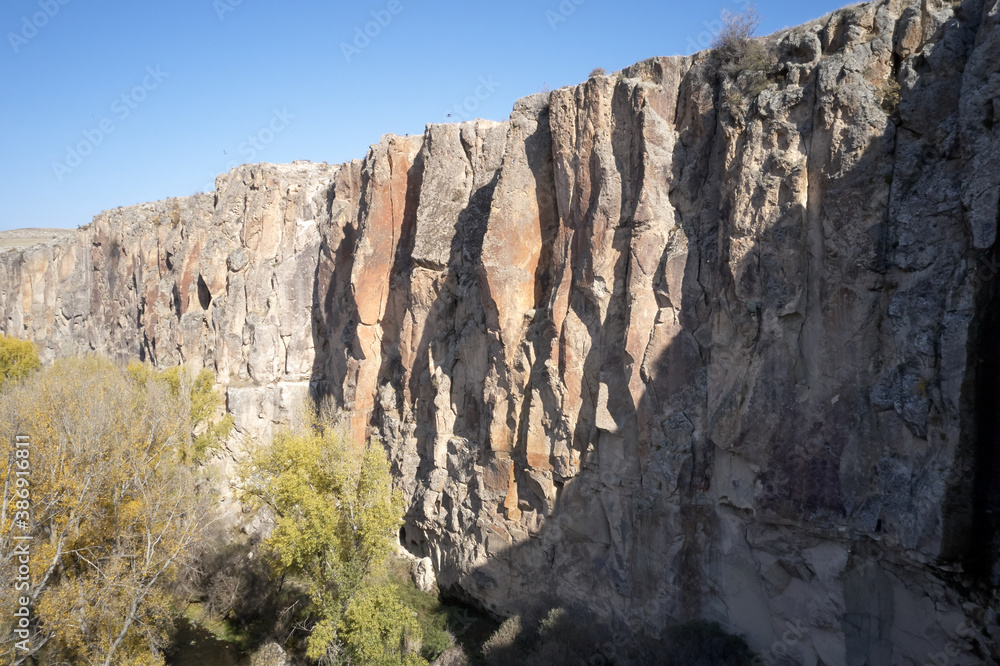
[3,0,1000,662]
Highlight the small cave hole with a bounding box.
[171,284,182,318]
[197,274,212,310]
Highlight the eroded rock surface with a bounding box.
[3,1,1000,662]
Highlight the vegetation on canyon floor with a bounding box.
[237,415,425,665]
[0,350,484,665]
[0,334,41,391]
[476,610,753,666]
[1,348,754,665]
[0,355,218,665]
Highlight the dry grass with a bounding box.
[0,227,74,250]
[865,63,902,113]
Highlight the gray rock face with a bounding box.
[3,2,1000,662]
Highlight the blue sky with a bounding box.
[0,0,847,232]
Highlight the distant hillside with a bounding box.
[0,227,75,251]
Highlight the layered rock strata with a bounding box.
[3,1,1000,662]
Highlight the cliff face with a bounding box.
[3,0,1000,662]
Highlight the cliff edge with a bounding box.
[2,0,1000,662]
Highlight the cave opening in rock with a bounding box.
[197,274,213,310]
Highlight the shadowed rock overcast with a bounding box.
[3,0,1000,663]
[0,0,849,232]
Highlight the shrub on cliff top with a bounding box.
[712,6,762,62]
[712,5,777,113]
[713,5,775,78]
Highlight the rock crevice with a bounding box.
[3,1,1000,662]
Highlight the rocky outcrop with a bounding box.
[3,0,1000,662]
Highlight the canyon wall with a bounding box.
[3,0,1000,662]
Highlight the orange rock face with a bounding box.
[4,4,1000,659]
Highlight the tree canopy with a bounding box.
[239,417,425,665]
[0,357,226,665]
[0,335,40,390]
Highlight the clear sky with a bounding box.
[0,0,848,232]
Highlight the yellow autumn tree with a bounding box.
[0,356,221,665]
[238,416,425,665]
[125,362,234,463]
[0,334,40,390]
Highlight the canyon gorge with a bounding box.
[2,0,1000,663]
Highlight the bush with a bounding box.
[482,616,523,665]
[387,557,454,661]
[589,67,606,78]
[0,334,40,389]
[712,4,776,108]
[530,607,608,665]
[876,77,901,113]
[880,79,900,112]
[0,356,212,665]
[480,608,610,665]
[250,641,291,666]
[341,582,426,666]
[712,6,762,60]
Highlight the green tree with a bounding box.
[239,419,425,665]
[341,582,424,666]
[0,356,214,665]
[0,334,40,390]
